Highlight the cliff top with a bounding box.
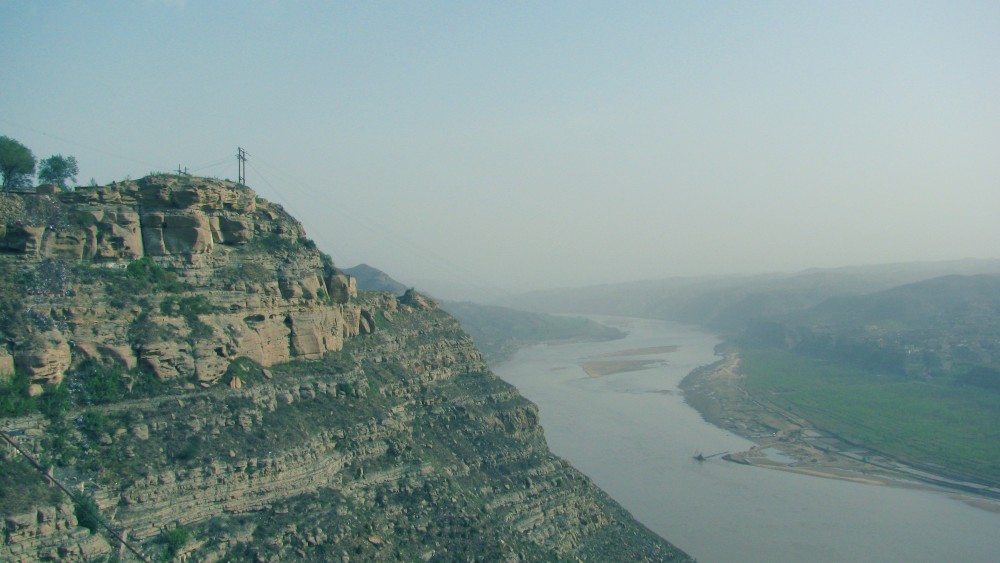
[0,174,370,396]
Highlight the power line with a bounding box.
[0,430,151,562]
[188,155,232,174]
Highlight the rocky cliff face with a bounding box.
[0,175,361,389]
[0,176,688,561]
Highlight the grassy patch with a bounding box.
[222,356,265,386]
[160,525,191,560]
[0,372,37,417]
[742,347,1000,481]
[245,233,301,255]
[0,456,62,513]
[125,257,188,293]
[160,294,221,341]
[217,261,273,286]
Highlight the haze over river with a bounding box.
[492,317,1000,563]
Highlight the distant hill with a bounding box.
[499,259,1000,334]
[441,301,624,364]
[743,273,1000,388]
[789,274,1000,327]
[342,265,623,365]
[737,274,1000,485]
[343,263,409,295]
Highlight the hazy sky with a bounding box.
[3,1,999,297]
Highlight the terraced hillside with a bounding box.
[0,176,687,561]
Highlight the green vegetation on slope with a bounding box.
[742,347,1000,483]
[1,303,685,561]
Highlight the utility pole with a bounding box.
[237,147,247,185]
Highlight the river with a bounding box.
[492,316,1000,563]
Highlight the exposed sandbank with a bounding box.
[581,359,666,377]
[598,345,679,357]
[680,352,1000,512]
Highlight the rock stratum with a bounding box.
[0,176,687,561]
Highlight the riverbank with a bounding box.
[679,352,1000,511]
[495,317,1000,562]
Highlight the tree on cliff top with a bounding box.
[38,154,79,189]
[0,136,36,190]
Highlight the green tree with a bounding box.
[38,154,79,189]
[0,136,36,190]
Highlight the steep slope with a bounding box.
[0,177,688,561]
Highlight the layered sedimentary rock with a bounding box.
[0,175,689,561]
[1,502,111,561]
[2,298,683,561]
[0,176,361,387]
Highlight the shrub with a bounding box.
[0,457,62,513]
[173,437,201,462]
[126,257,187,293]
[68,359,127,406]
[161,525,190,560]
[129,310,176,345]
[36,383,71,420]
[223,356,263,385]
[320,252,337,277]
[179,296,217,340]
[78,409,110,440]
[72,492,102,533]
[0,372,36,417]
[159,295,219,341]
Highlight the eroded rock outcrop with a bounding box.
[0,174,690,561]
[1,300,685,561]
[0,176,365,387]
[1,502,111,562]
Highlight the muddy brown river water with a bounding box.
[493,316,1000,563]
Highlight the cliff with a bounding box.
[0,176,688,561]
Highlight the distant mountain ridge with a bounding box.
[343,263,625,364]
[805,273,1000,321]
[744,273,1000,386]
[499,259,1000,333]
[441,300,624,364]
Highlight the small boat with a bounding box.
[693,451,727,462]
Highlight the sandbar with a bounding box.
[680,353,1000,509]
[598,345,679,358]
[581,359,665,377]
